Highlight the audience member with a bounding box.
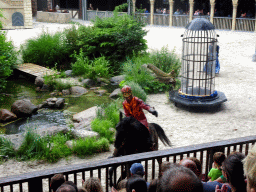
[219,152,246,192]
[144,8,149,13]
[117,178,127,191]
[174,9,180,15]
[88,4,93,10]
[243,144,256,192]
[160,161,171,177]
[179,158,198,177]
[51,174,66,192]
[148,178,159,192]
[78,188,87,192]
[188,157,202,179]
[157,163,203,192]
[126,175,147,192]
[56,184,77,192]
[63,181,78,192]
[208,152,226,181]
[82,177,103,192]
[130,163,150,188]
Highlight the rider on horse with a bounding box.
[111,85,158,157]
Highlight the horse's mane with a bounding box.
[115,116,151,156]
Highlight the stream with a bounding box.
[0,76,112,135]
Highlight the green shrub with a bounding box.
[72,137,109,157]
[17,131,47,160]
[75,11,148,74]
[150,45,181,77]
[0,10,18,101]
[114,3,128,12]
[20,31,70,69]
[0,137,16,157]
[91,118,115,143]
[71,49,91,76]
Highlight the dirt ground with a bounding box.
[1,19,256,189]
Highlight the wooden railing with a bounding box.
[0,135,255,192]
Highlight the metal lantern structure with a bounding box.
[169,18,227,108]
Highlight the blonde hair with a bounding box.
[243,144,256,189]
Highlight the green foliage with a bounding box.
[72,137,109,157]
[43,69,72,92]
[96,100,121,125]
[71,50,110,80]
[17,131,47,160]
[75,11,148,74]
[114,3,128,12]
[121,46,182,93]
[150,45,181,77]
[91,118,115,143]
[0,137,16,157]
[20,31,71,69]
[0,10,18,101]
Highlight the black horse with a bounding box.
[109,114,171,187]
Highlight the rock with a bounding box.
[55,98,65,108]
[41,84,50,92]
[11,99,38,118]
[94,89,107,96]
[82,79,96,87]
[0,109,17,122]
[73,106,98,123]
[37,104,43,109]
[62,89,70,95]
[65,70,73,77]
[109,88,121,99]
[70,86,88,96]
[3,126,69,150]
[36,87,41,92]
[71,129,99,139]
[34,77,44,87]
[65,140,75,149]
[110,75,125,85]
[50,92,57,97]
[73,120,92,131]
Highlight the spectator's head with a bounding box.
[126,175,147,192]
[78,188,87,192]
[63,181,78,192]
[56,184,77,192]
[160,161,171,177]
[117,179,127,190]
[213,152,226,168]
[130,163,144,177]
[188,157,202,178]
[50,174,66,192]
[82,177,103,192]
[222,152,246,192]
[243,144,256,192]
[148,179,159,192]
[179,158,198,177]
[157,164,203,192]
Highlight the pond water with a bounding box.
[0,76,114,135]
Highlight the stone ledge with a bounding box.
[36,11,71,23]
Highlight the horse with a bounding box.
[109,113,171,187]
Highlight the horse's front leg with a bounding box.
[157,157,163,178]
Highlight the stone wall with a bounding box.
[0,0,33,29]
[36,11,71,23]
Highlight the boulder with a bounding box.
[70,86,88,96]
[71,129,99,139]
[55,98,65,108]
[41,84,50,92]
[73,120,92,131]
[65,70,73,77]
[82,79,96,87]
[109,88,121,99]
[11,99,38,117]
[34,76,44,87]
[94,89,107,96]
[62,89,70,95]
[3,126,69,150]
[110,75,125,85]
[0,109,17,122]
[73,106,98,123]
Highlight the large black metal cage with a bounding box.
[180,18,217,97]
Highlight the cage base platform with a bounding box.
[169,90,227,107]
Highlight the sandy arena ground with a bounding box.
[1,19,256,189]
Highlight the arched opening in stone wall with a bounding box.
[12,12,24,26]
